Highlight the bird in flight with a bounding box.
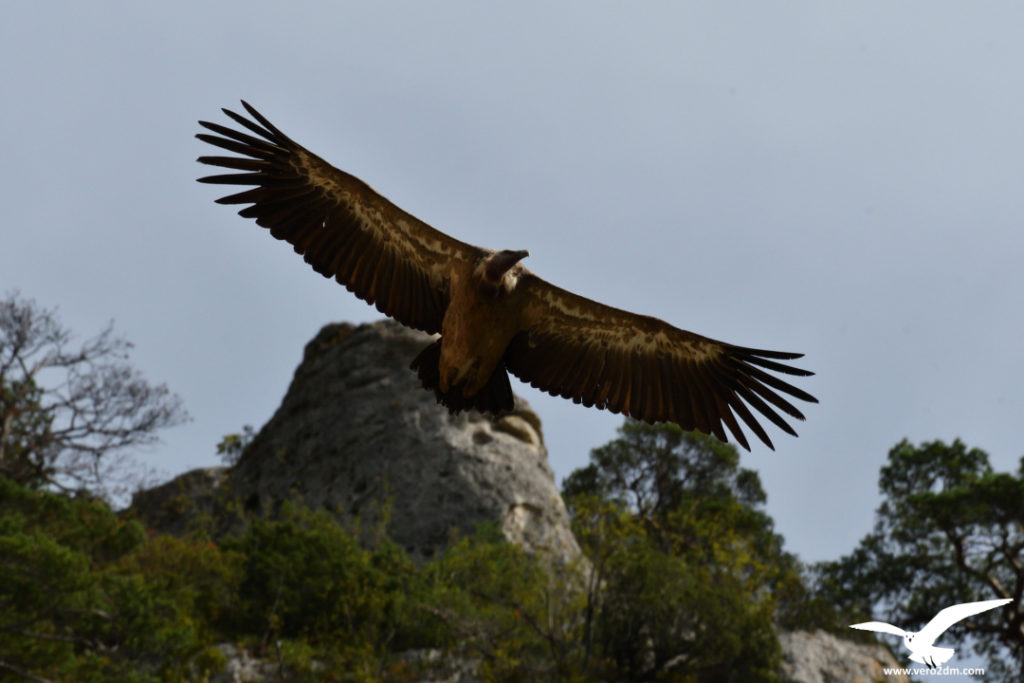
[197,102,817,451]
[850,598,1013,668]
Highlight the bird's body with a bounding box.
[437,251,526,396]
[197,101,817,450]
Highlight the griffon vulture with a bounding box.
[197,102,816,451]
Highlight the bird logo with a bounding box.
[849,598,1012,668]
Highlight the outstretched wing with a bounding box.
[504,275,817,450]
[849,621,908,638]
[197,101,486,334]
[918,599,1013,647]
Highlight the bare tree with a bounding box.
[0,292,187,498]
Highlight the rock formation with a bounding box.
[132,320,579,564]
[779,630,909,683]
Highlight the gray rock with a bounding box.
[133,320,579,564]
[396,649,480,683]
[208,643,287,683]
[779,629,909,683]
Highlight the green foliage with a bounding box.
[0,376,53,486]
[577,495,783,680]
[219,501,428,679]
[564,420,767,514]
[563,421,816,681]
[420,521,587,680]
[0,474,578,681]
[0,476,220,681]
[814,439,1024,678]
[0,419,836,681]
[216,425,255,466]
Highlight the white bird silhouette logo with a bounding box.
[850,598,1012,667]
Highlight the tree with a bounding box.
[0,477,231,682]
[814,439,1024,679]
[216,424,255,466]
[219,502,425,677]
[0,292,187,497]
[563,420,808,681]
[563,417,768,520]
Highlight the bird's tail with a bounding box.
[410,339,514,415]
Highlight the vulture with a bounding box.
[197,102,817,451]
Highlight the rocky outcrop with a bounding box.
[779,630,909,683]
[132,320,579,564]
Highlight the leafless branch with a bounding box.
[0,292,188,499]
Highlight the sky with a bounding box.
[3,2,1023,577]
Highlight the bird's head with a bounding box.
[479,249,529,291]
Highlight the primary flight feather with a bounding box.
[197,101,817,450]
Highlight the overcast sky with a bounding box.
[3,2,1022,571]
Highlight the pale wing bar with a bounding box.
[505,279,816,450]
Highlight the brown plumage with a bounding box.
[197,101,817,451]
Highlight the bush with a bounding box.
[0,477,214,681]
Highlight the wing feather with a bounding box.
[647,354,669,422]
[505,274,817,451]
[197,101,486,334]
[738,362,817,405]
[695,365,731,443]
[672,358,702,432]
[704,368,750,451]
